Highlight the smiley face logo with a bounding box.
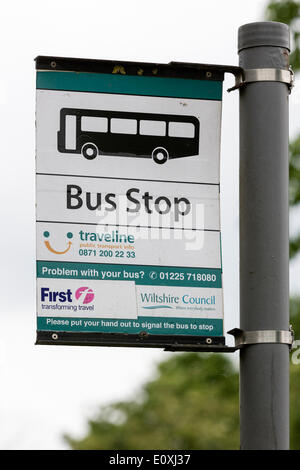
[43,231,73,254]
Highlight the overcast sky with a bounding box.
[0,0,299,450]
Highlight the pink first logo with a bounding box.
[75,287,95,304]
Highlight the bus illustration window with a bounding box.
[58,108,200,164]
[140,120,166,136]
[81,116,108,133]
[169,121,195,138]
[65,115,77,150]
[111,118,137,135]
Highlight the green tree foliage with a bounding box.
[290,297,300,448]
[266,3,300,447]
[65,354,239,450]
[267,1,300,70]
[66,3,300,450]
[65,332,300,450]
[289,135,300,257]
[267,1,300,257]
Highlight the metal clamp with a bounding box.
[228,326,294,350]
[228,67,294,93]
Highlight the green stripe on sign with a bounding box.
[37,261,222,288]
[36,71,223,100]
[37,316,223,336]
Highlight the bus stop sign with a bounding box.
[35,56,225,349]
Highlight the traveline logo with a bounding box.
[41,287,72,302]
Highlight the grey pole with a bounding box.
[238,22,290,449]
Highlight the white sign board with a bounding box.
[35,57,224,347]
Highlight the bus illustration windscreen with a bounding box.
[57,108,200,164]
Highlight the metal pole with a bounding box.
[238,22,290,449]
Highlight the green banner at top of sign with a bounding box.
[36,71,223,101]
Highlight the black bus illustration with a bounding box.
[57,108,200,164]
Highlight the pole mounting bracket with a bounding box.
[227,67,294,93]
[228,326,294,350]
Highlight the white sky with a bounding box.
[0,0,299,450]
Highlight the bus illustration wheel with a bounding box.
[152,147,169,164]
[81,143,98,160]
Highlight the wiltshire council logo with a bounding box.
[75,287,95,304]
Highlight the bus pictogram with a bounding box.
[57,108,200,164]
